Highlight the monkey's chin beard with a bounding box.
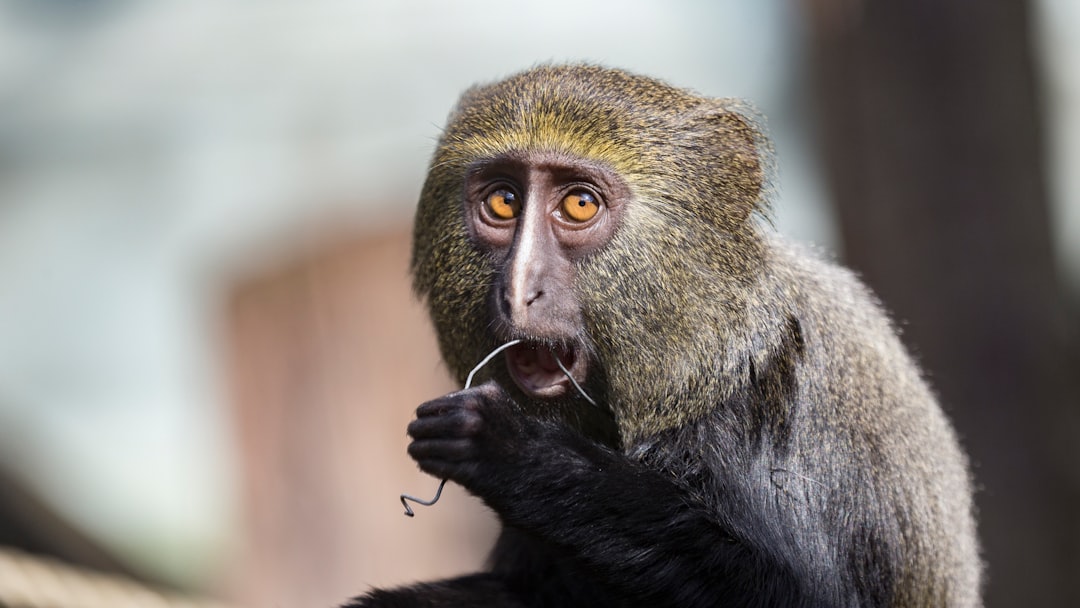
[504,341,589,400]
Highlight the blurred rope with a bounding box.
[0,546,235,608]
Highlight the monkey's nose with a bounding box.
[523,289,543,307]
[501,284,544,323]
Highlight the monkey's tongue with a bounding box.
[505,344,574,396]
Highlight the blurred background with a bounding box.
[0,0,1076,606]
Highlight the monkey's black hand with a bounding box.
[403,381,770,606]
[405,380,645,526]
[406,381,528,496]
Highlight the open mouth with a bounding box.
[504,341,589,399]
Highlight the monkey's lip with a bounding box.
[504,342,587,399]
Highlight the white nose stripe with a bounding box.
[507,188,542,321]
[508,220,536,319]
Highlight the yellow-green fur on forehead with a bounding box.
[434,64,702,181]
[439,116,644,178]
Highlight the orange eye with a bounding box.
[485,189,520,220]
[561,191,599,222]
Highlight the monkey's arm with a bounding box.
[407,382,804,606]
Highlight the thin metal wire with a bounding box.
[400,478,447,517]
[553,354,597,406]
[465,339,522,388]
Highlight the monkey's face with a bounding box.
[462,149,629,401]
[411,65,770,427]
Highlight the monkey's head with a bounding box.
[412,64,771,437]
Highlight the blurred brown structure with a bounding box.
[225,225,497,607]
[804,0,1080,605]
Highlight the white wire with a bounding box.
[465,339,522,388]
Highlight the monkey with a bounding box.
[343,64,981,607]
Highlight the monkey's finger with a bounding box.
[415,392,483,418]
[408,438,477,462]
[408,409,483,439]
[415,459,481,482]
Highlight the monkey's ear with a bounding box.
[687,102,769,226]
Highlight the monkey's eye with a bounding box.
[560,191,600,223]
[485,189,520,220]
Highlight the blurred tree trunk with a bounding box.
[803,0,1080,605]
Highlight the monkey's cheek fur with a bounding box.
[504,342,587,400]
